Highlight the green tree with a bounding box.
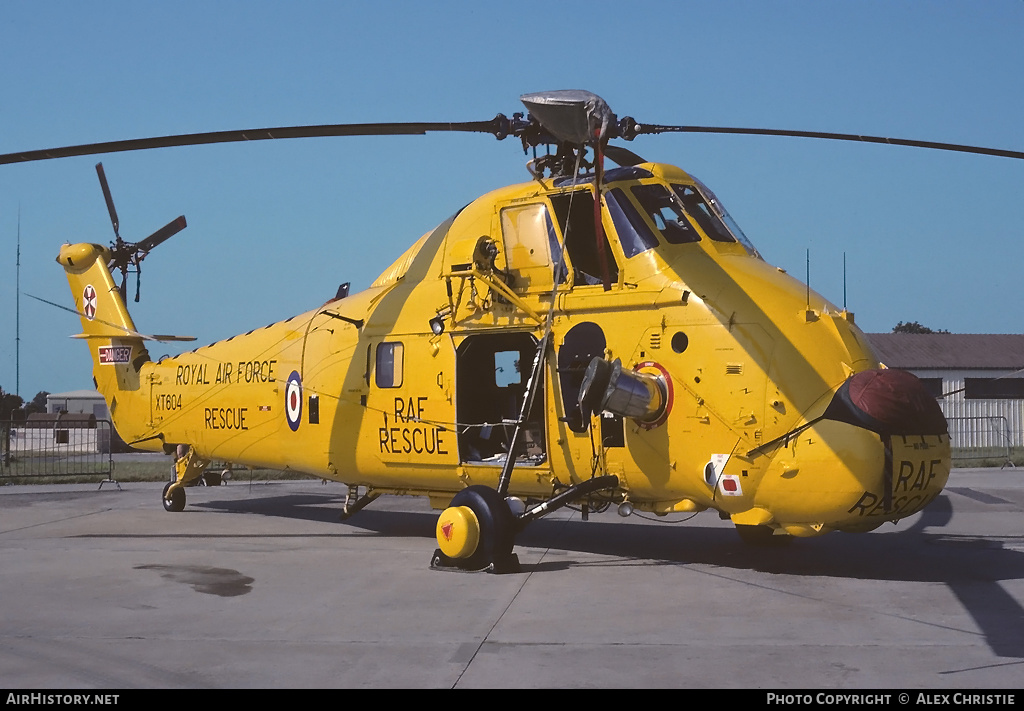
[893,321,949,334]
[0,387,25,420]
[26,391,49,415]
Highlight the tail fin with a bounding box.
[57,242,153,445]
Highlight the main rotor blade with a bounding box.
[603,144,647,167]
[632,124,1024,160]
[95,163,120,239]
[136,215,187,254]
[0,117,509,165]
[7,107,1020,167]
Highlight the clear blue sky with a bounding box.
[2,0,1023,399]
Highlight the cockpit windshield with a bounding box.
[629,184,702,245]
[680,178,762,259]
[603,176,762,261]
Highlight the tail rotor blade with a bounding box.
[95,163,120,240]
[136,215,187,254]
[91,162,186,305]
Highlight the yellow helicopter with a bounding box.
[5,90,1018,573]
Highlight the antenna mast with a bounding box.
[805,248,810,309]
[843,252,848,310]
[15,207,20,397]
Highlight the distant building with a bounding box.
[867,333,1024,458]
[45,390,134,452]
[11,412,107,454]
[46,390,109,419]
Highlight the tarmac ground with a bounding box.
[1,466,1022,689]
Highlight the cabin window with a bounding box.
[606,188,660,258]
[494,350,522,388]
[375,342,404,388]
[630,184,701,245]
[549,191,619,286]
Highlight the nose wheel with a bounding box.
[162,482,185,512]
[431,475,620,573]
[431,485,520,574]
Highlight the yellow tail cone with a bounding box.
[436,505,480,559]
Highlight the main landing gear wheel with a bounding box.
[431,485,520,574]
[162,482,185,512]
[735,523,791,546]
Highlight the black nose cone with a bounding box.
[823,369,948,436]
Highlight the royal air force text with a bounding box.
[175,360,276,386]
[169,360,277,431]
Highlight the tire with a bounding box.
[446,485,516,571]
[162,482,186,512]
[203,470,222,487]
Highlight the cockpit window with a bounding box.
[670,184,735,243]
[549,191,620,286]
[630,184,702,244]
[500,203,567,288]
[676,179,762,258]
[606,188,659,258]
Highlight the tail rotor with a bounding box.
[95,162,186,302]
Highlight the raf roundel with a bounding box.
[285,371,302,431]
[82,284,97,320]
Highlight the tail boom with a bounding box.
[58,242,155,449]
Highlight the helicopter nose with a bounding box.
[819,368,948,438]
[751,369,950,535]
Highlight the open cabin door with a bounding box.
[455,332,547,467]
[495,202,564,294]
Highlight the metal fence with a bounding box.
[1,418,115,480]
[0,414,1018,479]
[946,415,1014,465]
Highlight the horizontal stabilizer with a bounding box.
[69,332,196,342]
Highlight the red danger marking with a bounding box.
[442,521,454,541]
[98,345,132,364]
[722,479,737,492]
